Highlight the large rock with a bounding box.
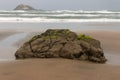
[15,29,107,63]
[14,4,35,10]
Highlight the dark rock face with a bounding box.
[15,29,107,63]
[14,4,35,10]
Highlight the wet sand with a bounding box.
[0,30,17,40]
[0,59,120,80]
[0,29,120,80]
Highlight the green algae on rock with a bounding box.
[15,29,107,63]
[77,34,93,40]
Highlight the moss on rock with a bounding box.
[77,34,93,40]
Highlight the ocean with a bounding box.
[0,10,120,22]
[0,10,120,61]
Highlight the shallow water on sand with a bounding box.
[0,33,28,46]
[0,33,28,61]
[0,22,120,32]
[106,53,120,66]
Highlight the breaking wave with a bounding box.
[0,10,120,22]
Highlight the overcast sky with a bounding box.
[0,0,120,10]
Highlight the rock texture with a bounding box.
[15,29,107,63]
[14,4,35,10]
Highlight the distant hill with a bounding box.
[14,4,35,10]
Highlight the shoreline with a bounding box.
[0,28,120,80]
[0,29,120,65]
[0,30,18,40]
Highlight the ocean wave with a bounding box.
[0,10,120,14]
[0,13,120,18]
[43,10,120,14]
[0,10,27,13]
[0,10,120,22]
[0,17,120,23]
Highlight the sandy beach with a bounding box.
[0,59,120,80]
[0,28,120,80]
[0,0,120,79]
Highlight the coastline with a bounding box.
[0,26,120,80]
[0,29,120,63]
